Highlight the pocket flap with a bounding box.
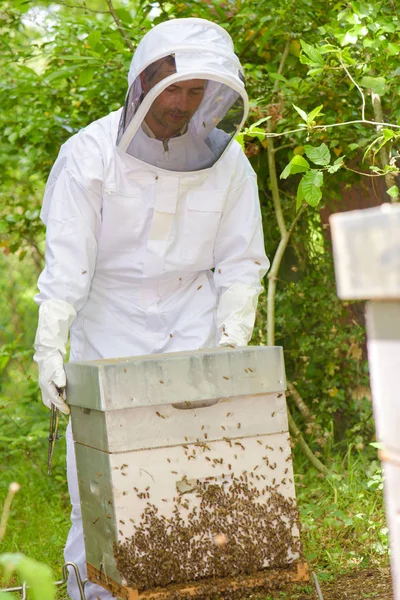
[187,190,226,212]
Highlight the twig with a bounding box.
[343,165,398,178]
[55,0,109,13]
[287,381,313,423]
[371,92,399,201]
[104,0,135,52]
[273,40,290,94]
[266,204,306,346]
[267,119,287,239]
[272,143,295,154]
[340,57,366,121]
[0,483,20,543]
[265,119,400,139]
[288,410,328,474]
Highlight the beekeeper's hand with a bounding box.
[35,350,69,414]
[34,299,76,415]
[217,283,259,348]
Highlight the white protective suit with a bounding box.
[34,18,269,600]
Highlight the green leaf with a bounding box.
[387,186,399,199]
[280,155,310,179]
[293,104,308,123]
[251,117,271,128]
[307,105,324,122]
[87,31,101,49]
[235,132,245,150]
[296,179,305,212]
[359,76,387,96]
[307,67,324,77]
[24,209,39,221]
[328,156,345,173]
[382,129,395,142]
[299,170,324,207]
[300,40,324,66]
[0,554,55,600]
[78,67,95,86]
[341,30,358,46]
[269,72,287,83]
[387,42,399,56]
[304,143,331,166]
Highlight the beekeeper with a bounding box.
[34,17,269,600]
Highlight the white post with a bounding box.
[330,204,400,600]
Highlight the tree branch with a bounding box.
[266,120,287,239]
[272,143,295,154]
[371,92,399,201]
[340,57,366,121]
[55,1,109,13]
[344,164,398,178]
[287,409,328,474]
[104,0,135,52]
[287,381,313,423]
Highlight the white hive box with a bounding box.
[330,204,400,300]
[66,346,305,598]
[331,205,400,600]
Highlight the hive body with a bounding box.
[66,347,303,596]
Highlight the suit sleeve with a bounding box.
[35,132,103,313]
[213,146,269,346]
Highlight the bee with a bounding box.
[237,423,241,429]
[156,411,166,419]
[92,517,99,525]
[223,376,229,380]
[226,412,231,417]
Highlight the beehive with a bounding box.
[66,346,307,599]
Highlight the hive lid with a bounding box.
[65,346,285,411]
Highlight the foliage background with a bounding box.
[0,0,399,595]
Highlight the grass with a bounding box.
[0,403,389,600]
[295,444,388,580]
[0,407,71,599]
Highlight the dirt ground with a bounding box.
[281,567,393,600]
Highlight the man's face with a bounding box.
[141,60,206,140]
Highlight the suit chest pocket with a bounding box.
[182,190,226,265]
[99,189,147,252]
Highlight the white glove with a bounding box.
[34,299,76,414]
[216,283,260,348]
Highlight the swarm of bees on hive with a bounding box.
[113,472,301,598]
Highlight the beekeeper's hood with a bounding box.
[117,18,248,172]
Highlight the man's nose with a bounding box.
[176,91,189,112]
